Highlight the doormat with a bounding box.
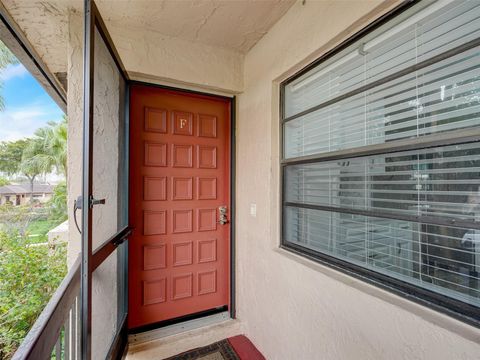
[163,339,240,360]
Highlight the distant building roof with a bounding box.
[0,183,54,195]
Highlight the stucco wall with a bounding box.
[236,1,480,359]
[109,24,244,94]
[66,9,82,270]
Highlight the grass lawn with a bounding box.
[26,219,61,244]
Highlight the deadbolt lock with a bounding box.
[218,206,228,225]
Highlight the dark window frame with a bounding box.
[279,0,480,328]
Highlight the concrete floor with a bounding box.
[126,318,243,360]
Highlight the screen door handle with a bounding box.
[89,196,106,208]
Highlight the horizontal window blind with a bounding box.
[284,0,480,119]
[281,0,480,318]
[284,206,480,306]
[285,142,480,221]
[284,46,480,158]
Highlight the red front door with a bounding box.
[128,85,231,329]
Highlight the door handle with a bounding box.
[72,195,106,234]
[218,205,228,225]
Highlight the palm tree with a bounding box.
[0,40,19,111]
[21,118,67,201]
[20,139,48,201]
[25,117,67,177]
[48,117,67,177]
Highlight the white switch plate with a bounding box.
[250,203,257,217]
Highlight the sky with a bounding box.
[0,62,65,142]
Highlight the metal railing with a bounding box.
[52,297,81,360]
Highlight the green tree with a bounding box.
[0,119,68,203]
[0,140,27,177]
[21,117,67,177]
[20,144,46,201]
[0,40,19,111]
[0,231,66,358]
[0,177,10,187]
[20,119,67,201]
[49,117,67,178]
[0,139,45,201]
[47,181,67,223]
[31,118,67,177]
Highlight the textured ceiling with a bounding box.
[96,0,295,54]
[1,0,295,76]
[2,0,69,74]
